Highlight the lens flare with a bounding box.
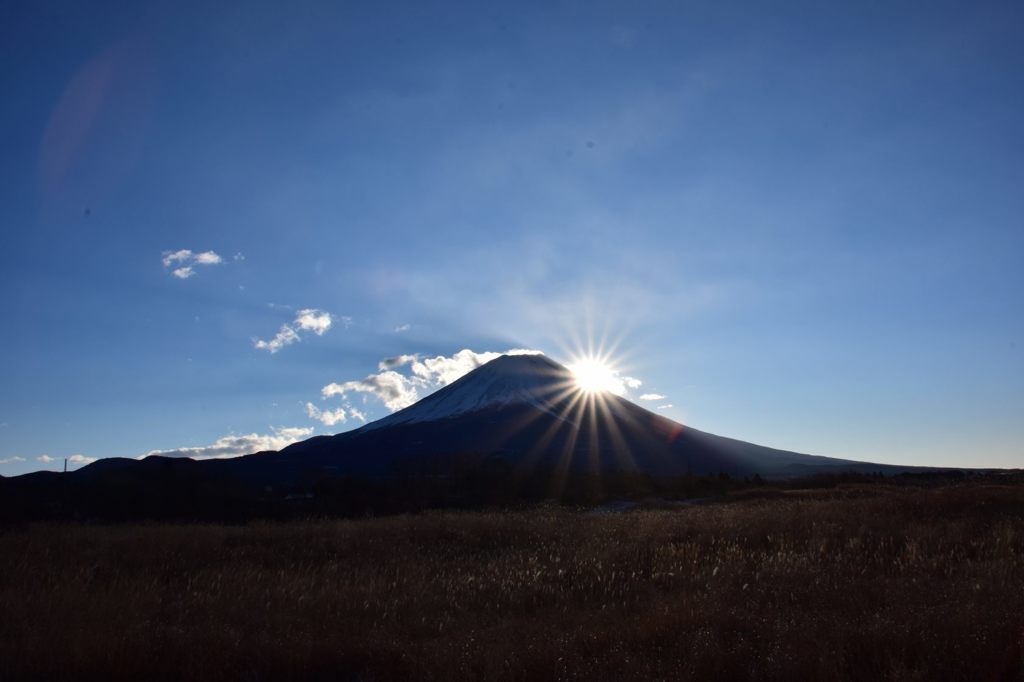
[568,356,625,395]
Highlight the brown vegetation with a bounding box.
[2,483,1024,680]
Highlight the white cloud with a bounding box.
[316,348,543,417]
[254,308,338,353]
[305,402,348,426]
[141,426,313,460]
[624,377,642,389]
[639,393,665,401]
[274,427,314,440]
[0,456,26,465]
[410,348,541,387]
[348,406,367,423]
[656,404,674,410]
[409,349,498,386]
[162,249,225,278]
[162,249,193,266]
[394,323,411,332]
[31,454,94,466]
[193,251,223,265]
[323,369,420,412]
[294,309,332,336]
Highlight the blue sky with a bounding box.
[1,0,1022,474]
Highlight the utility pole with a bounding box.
[61,457,67,516]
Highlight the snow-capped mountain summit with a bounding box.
[275,353,871,479]
[363,353,573,430]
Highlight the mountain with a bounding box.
[270,353,877,479]
[235,352,940,487]
[1,353,952,521]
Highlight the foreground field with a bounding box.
[2,484,1023,680]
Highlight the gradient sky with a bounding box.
[2,0,1022,475]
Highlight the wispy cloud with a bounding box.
[0,456,26,465]
[656,404,673,410]
[30,454,94,467]
[394,323,411,332]
[161,249,224,279]
[322,370,420,412]
[254,325,301,353]
[304,402,350,426]
[141,426,313,460]
[379,354,419,370]
[639,393,665,401]
[254,308,338,353]
[162,249,193,266]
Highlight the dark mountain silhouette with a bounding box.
[266,353,875,479]
[1,353,952,521]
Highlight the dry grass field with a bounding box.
[2,483,1023,680]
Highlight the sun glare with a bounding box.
[568,357,623,395]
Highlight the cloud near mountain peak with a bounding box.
[317,348,543,418]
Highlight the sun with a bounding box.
[568,356,623,395]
